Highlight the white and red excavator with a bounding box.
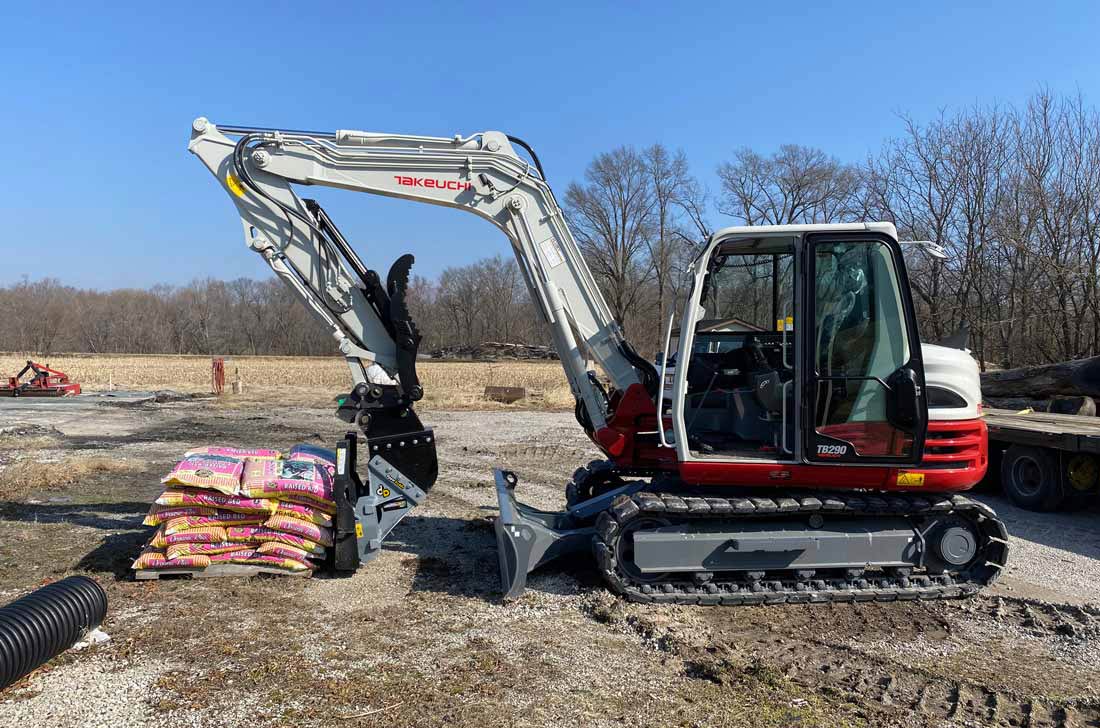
[189,118,1006,606]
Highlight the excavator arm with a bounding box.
[187,118,657,443]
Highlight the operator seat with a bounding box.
[752,370,784,413]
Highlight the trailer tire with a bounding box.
[1001,445,1064,511]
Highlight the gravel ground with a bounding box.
[980,490,1100,604]
[1,398,1100,727]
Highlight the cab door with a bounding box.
[802,232,927,465]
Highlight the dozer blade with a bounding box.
[493,469,594,601]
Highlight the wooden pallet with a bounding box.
[134,563,313,580]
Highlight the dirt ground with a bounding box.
[2,394,1100,727]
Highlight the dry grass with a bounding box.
[0,435,59,451]
[0,354,573,409]
[0,456,138,500]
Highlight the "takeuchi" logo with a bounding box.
[393,176,472,191]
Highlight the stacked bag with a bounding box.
[132,444,338,575]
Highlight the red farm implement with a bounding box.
[0,361,81,397]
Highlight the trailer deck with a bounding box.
[985,408,1100,453]
[983,408,1100,510]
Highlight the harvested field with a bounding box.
[0,353,573,409]
[1,389,1100,727]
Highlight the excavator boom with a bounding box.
[188,118,654,439]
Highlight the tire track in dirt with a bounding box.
[707,597,1100,727]
[586,595,1100,727]
[457,442,596,465]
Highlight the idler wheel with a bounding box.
[927,518,980,572]
[937,526,978,565]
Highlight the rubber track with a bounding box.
[593,490,1010,606]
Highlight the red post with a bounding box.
[212,358,225,395]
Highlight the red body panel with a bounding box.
[678,418,987,492]
[590,384,987,493]
[595,384,677,469]
[910,417,988,491]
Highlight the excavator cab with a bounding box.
[498,224,946,600]
[667,225,928,470]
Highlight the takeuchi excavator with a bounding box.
[189,118,1008,606]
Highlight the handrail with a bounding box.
[656,312,677,448]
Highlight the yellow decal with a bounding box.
[355,522,363,538]
[896,472,925,487]
[226,172,246,198]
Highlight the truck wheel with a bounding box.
[1001,445,1064,511]
[1064,453,1098,509]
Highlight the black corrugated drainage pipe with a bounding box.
[0,576,108,690]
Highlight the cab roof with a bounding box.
[709,221,898,241]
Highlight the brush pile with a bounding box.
[132,444,336,576]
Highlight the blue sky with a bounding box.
[2,2,1099,289]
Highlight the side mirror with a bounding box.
[886,367,921,431]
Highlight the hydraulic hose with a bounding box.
[0,576,108,690]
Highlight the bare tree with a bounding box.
[565,147,656,332]
[718,145,860,225]
[644,144,706,332]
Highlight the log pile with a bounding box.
[982,355,1100,415]
[429,342,558,361]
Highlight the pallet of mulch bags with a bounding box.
[131,444,337,580]
[134,563,313,580]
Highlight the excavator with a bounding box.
[189,118,1008,606]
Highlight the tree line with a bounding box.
[4,90,1100,369]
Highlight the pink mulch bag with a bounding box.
[143,505,217,527]
[256,541,318,564]
[162,526,228,545]
[155,488,278,515]
[161,527,226,545]
[162,512,266,534]
[161,454,245,495]
[264,514,334,547]
[240,458,335,512]
[274,501,333,527]
[225,525,264,544]
[131,548,167,570]
[207,549,260,563]
[287,444,336,478]
[203,548,310,572]
[227,526,326,555]
[149,528,169,549]
[132,548,210,570]
[185,446,281,459]
[232,553,311,572]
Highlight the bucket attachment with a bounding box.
[493,469,595,600]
